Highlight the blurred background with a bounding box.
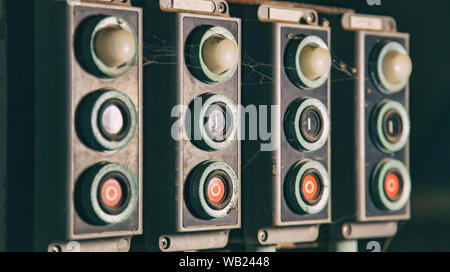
[295,0,450,251]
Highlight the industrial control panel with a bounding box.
[0,0,414,253]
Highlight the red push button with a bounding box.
[384,173,400,200]
[207,177,226,204]
[100,178,123,208]
[302,174,319,201]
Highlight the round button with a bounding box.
[371,100,410,153]
[207,177,226,204]
[95,27,136,68]
[300,45,331,81]
[301,174,319,201]
[78,163,138,225]
[284,160,330,214]
[300,106,324,143]
[100,178,123,208]
[205,103,228,142]
[186,26,238,83]
[77,89,137,151]
[371,41,411,93]
[100,104,124,135]
[284,98,330,152]
[383,109,403,143]
[202,35,238,75]
[285,35,330,89]
[97,98,132,143]
[78,16,138,78]
[384,172,400,200]
[382,50,412,84]
[190,93,238,151]
[371,159,411,211]
[188,161,238,219]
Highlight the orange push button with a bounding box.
[302,174,319,201]
[384,173,400,200]
[100,178,123,208]
[207,177,226,204]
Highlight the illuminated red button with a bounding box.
[100,178,123,208]
[302,175,319,200]
[207,177,226,204]
[384,173,400,200]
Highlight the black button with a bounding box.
[300,106,324,143]
[383,109,403,143]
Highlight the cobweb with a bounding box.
[142,18,358,85]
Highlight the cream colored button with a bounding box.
[95,27,136,68]
[202,36,238,75]
[300,45,331,81]
[101,104,124,135]
[382,51,412,84]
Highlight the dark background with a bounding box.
[295,0,450,251]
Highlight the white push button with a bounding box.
[95,27,136,68]
[101,104,124,135]
[202,36,238,75]
[300,45,331,80]
[382,51,412,84]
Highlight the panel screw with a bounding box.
[306,13,315,24]
[218,2,227,14]
[342,224,352,237]
[117,238,129,251]
[160,237,170,250]
[51,245,61,253]
[258,230,268,242]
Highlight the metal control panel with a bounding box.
[228,3,332,247]
[133,0,241,252]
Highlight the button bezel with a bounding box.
[284,35,330,90]
[370,99,410,153]
[370,41,411,94]
[79,162,138,225]
[185,25,238,84]
[370,159,411,211]
[284,97,330,152]
[188,93,238,151]
[78,16,138,78]
[77,89,138,151]
[188,161,238,219]
[284,160,330,215]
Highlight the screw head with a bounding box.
[160,237,170,250]
[309,226,318,237]
[321,19,330,28]
[342,224,352,237]
[117,238,129,251]
[218,2,227,14]
[306,14,315,24]
[258,230,268,242]
[51,245,61,253]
